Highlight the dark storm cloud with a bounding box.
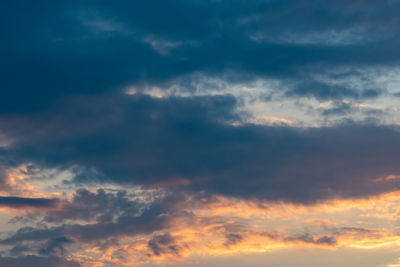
[0,197,58,208]
[2,0,400,114]
[1,94,400,204]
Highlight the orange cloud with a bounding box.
[2,172,400,266]
[48,189,400,266]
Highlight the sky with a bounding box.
[2,0,400,266]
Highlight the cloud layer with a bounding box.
[2,0,400,266]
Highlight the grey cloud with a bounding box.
[148,233,181,257]
[2,0,400,115]
[0,197,58,209]
[316,101,386,117]
[38,237,73,256]
[0,190,186,251]
[0,255,81,267]
[2,0,400,265]
[321,102,353,116]
[284,234,337,246]
[224,233,243,247]
[43,188,143,223]
[1,94,400,204]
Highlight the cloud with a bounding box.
[147,233,182,257]
[2,1,400,266]
[0,255,81,267]
[286,80,380,100]
[0,189,184,247]
[43,188,143,223]
[0,189,193,265]
[224,233,243,247]
[320,101,353,116]
[284,234,337,246]
[2,94,400,204]
[38,237,73,256]
[2,0,400,114]
[1,187,400,266]
[0,197,58,209]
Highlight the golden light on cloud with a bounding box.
[248,115,294,125]
[2,167,400,266]
[33,189,400,266]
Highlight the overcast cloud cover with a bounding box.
[2,1,400,266]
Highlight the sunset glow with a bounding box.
[2,1,400,266]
